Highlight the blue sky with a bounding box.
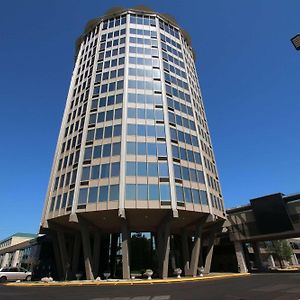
[0,0,299,240]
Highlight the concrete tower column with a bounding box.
[252,241,264,271]
[233,241,248,273]
[92,231,101,278]
[71,234,81,277]
[79,221,94,280]
[268,254,276,268]
[157,221,171,279]
[291,253,298,265]
[189,219,206,277]
[57,231,70,280]
[181,229,190,275]
[121,220,130,279]
[204,231,215,274]
[1,253,9,268]
[11,250,20,267]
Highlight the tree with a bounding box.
[267,240,293,268]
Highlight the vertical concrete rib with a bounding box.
[92,231,101,277]
[121,220,131,279]
[79,222,94,280]
[233,241,248,273]
[181,228,190,275]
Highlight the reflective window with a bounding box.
[160,184,171,201]
[110,184,119,201]
[111,162,120,177]
[99,186,108,202]
[149,184,159,200]
[137,162,147,176]
[88,187,98,203]
[126,162,136,176]
[78,188,88,204]
[126,184,136,200]
[101,163,110,178]
[91,165,100,179]
[137,184,147,200]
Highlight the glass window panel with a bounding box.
[127,108,136,118]
[110,184,119,201]
[176,186,184,202]
[81,167,90,181]
[137,108,145,119]
[147,125,156,137]
[88,187,98,203]
[107,95,114,105]
[149,184,159,200]
[197,170,205,184]
[99,186,108,202]
[84,147,92,160]
[192,189,200,204]
[112,142,121,155]
[190,168,197,182]
[55,195,61,210]
[126,162,136,176]
[147,143,156,156]
[104,126,113,138]
[158,162,169,177]
[157,143,167,156]
[127,124,136,135]
[137,124,146,136]
[172,145,179,159]
[78,188,88,204]
[101,163,110,178]
[102,144,111,157]
[91,165,100,179]
[182,166,190,181]
[184,187,192,203]
[111,162,120,177]
[127,142,136,155]
[97,112,105,123]
[137,184,148,200]
[113,124,122,136]
[160,184,171,201]
[173,164,182,179]
[95,128,103,140]
[137,142,146,155]
[106,110,113,121]
[115,108,122,119]
[200,191,208,205]
[148,162,158,177]
[93,145,102,159]
[156,125,165,138]
[137,162,147,176]
[180,148,187,161]
[194,153,201,164]
[126,184,136,200]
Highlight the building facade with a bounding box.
[0,233,38,270]
[40,7,226,280]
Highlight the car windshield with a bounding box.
[19,268,28,272]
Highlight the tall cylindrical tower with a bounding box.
[40,7,226,280]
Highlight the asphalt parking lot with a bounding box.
[0,273,300,300]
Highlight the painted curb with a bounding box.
[4,273,251,287]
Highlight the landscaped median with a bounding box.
[4,273,251,287]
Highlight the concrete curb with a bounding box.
[4,273,251,287]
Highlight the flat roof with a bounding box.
[0,233,37,245]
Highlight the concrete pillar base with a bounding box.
[234,241,248,273]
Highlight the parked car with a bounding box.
[0,267,32,282]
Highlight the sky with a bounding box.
[0,0,299,240]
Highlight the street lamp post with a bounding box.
[291,34,300,50]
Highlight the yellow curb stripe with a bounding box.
[4,273,250,288]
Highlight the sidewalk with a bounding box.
[4,272,250,287]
